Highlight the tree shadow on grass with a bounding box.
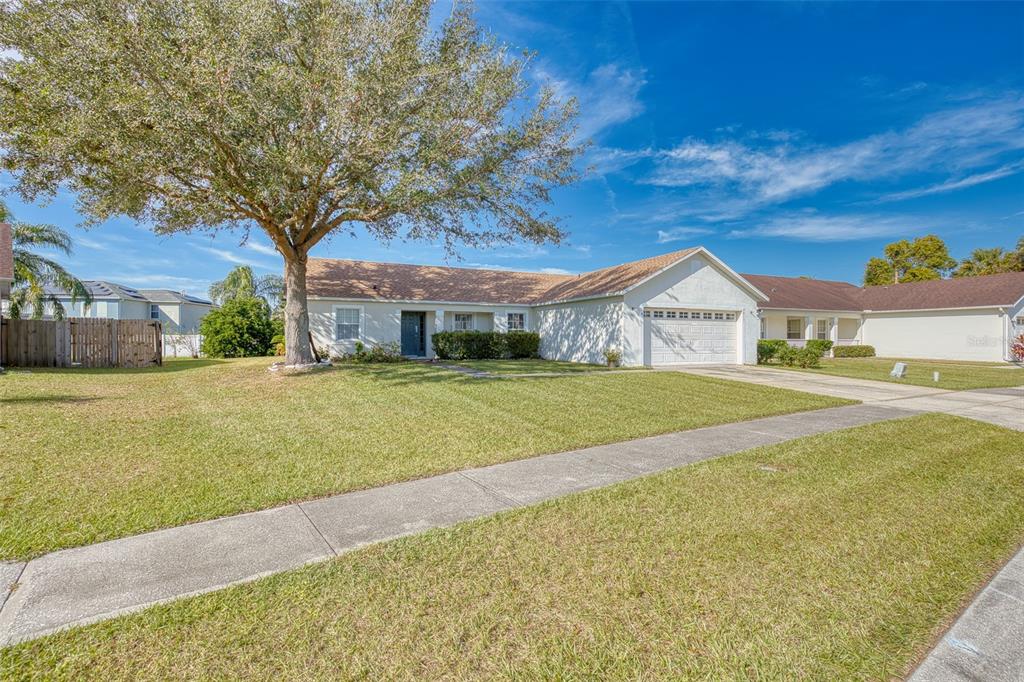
[1,358,226,375]
[0,395,103,405]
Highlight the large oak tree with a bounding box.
[0,0,583,365]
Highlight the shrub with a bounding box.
[506,331,541,359]
[270,334,286,356]
[833,345,876,358]
[431,331,541,360]
[805,339,833,356]
[757,339,788,364]
[199,297,275,358]
[603,347,623,367]
[795,346,822,368]
[776,344,799,367]
[1010,333,1024,362]
[364,342,403,363]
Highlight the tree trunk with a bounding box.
[283,254,315,366]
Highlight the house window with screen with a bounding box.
[335,308,360,340]
[507,313,525,331]
[787,318,803,340]
[149,304,160,320]
[816,319,829,340]
[760,317,767,339]
[454,313,473,331]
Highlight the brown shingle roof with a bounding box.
[859,271,1024,311]
[744,271,1024,312]
[741,274,863,311]
[306,248,700,305]
[0,222,13,282]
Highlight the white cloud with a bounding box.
[656,227,714,244]
[538,267,572,275]
[107,273,214,294]
[194,244,277,270]
[608,94,1024,214]
[244,241,279,256]
[876,162,1024,202]
[539,63,646,140]
[727,213,916,242]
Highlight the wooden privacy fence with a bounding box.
[1,318,163,368]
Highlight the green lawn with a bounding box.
[451,358,634,374]
[783,356,1024,390]
[0,358,847,560]
[5,414,1022,679]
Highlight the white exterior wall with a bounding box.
[177,303,212,332]
[308,298,530,359]
[625,255,761,365]
[534,298,624,365]
[861,309,1006,361]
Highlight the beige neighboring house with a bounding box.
[39,280,215,332]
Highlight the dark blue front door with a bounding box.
[401,311,425,356]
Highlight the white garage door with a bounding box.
[645,309,737,365]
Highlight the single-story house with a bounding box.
[747,271,1024,362]
[40,281,215,333]
[307,246,1024,366]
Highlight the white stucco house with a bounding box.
[306,246,1024,366]
[747,271,1024,362]
[40,281,215,332]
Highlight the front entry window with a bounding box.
[816,319,829,340]
[786,318,802,340]
[507,312,525,330]
[454,313,473,331]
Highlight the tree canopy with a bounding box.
[863,235,956,285]
[0,0,584,365]
[954,237,1024,278]
[209,265,285,311]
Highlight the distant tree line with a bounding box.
[863,235,1024,286]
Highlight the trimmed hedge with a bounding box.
[805,339,834,356]
[757,339,788,364]
[432,331,540,361]
[833,345,876,358]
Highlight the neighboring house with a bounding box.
[307,247,766,366]
[748,272,1024,362]
[40,281,215,332]
[307,247,1024,366]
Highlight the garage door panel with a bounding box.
[646,309,737,365]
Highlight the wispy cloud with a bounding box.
[601,94,1024,218]
[194,244,277,270]
[107,273,214,294]
[243,241,279,256]
[539,63,646,140]
[875,162,1024,202]
[727,212,917,242]
[656,227,715,244]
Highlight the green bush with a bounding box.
[776,344,798,367]
[833,345,876,358]
[757,339,788,364]
[199,297,275,358]
[270,334,285,356]
[506,331,541,359]
[805,339,834,356]
[776,344,823,368]
[431,331,541,360]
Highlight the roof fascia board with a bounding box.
[307,295,535,307]
[863,305,1007,314]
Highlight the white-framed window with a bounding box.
[1015,316,1024,326]
[816,319,829,340]
[666,311,677,319]
[725,312,736,321]
[149,304,160,320]
[760,317,767,339]
[652,310,665,318]
[714,312,724,320]
[787,318,803,340]
[703,312,713,320]
[507,312,525,331]
[334,307,361,340]
[454,313,473,331]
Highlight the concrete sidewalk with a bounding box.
[910,546,1024,681]
[0,402,915,646]
[676,365,1023,431]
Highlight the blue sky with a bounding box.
[4,1,1023,297]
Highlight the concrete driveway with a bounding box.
[674,365,1024,431]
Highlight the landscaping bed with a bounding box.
[4,414,1022,679]
[0,357,847,559]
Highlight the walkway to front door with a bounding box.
[400,311,426,356]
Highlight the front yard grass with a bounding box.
[449,358,633,374]
[0,357,848,560]
[5,414,1022,679]
[784,356,1024,390]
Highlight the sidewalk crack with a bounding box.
[458,472,523,508]
[295,505,337,557]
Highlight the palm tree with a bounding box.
[1,202,91,320]
[209,265,285,312]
